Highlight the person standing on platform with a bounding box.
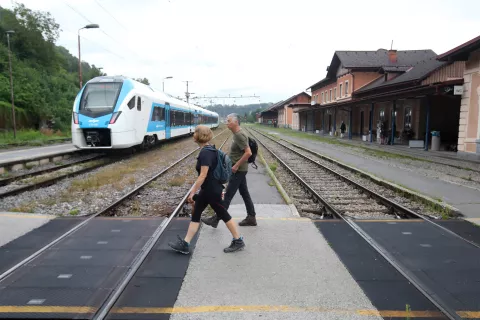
[168,125,245,254]
[202,113,257,228]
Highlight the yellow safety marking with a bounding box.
[0,305,477,317]
[0,213,56,219]
[111,306,451,317]
[0,306,96,313]
[458,311,480,318]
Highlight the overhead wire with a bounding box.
[92,0,128,31]
[62,0,145,62]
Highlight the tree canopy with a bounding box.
[0,3,104,132]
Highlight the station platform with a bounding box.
[0,143,76,166]
[256,127,480,218]
[2,138,478,319]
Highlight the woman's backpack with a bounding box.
[204,146,232,184]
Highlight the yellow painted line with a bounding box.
[0,213,56,219]
[458,311,480,318]
[111,306,451,317]
[0,305,477,317]
[0,306,96,313]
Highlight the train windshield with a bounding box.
[79,82,122,116]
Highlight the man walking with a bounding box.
[202,113,257,227]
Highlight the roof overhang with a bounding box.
[437,35,480,61]
[295,80,463,113]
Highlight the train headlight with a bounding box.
[73,112,79,124]
[109,111,122,124]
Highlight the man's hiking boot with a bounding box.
[201,215,220,228]
[168,235,190,254]
[239,215,257,226]
[224,237,245,253]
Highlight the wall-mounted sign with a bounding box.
[454,85,464,95]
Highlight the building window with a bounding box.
[334,88,337,100]
[321,92,324,103]
[325,91,328,102]
[404,107,412,129]
[329,89,332,101]
[339,84,343,98]
[345,81,349,96]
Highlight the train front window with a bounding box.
[80,82,122,115]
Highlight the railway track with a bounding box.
[248,127,480,320]
[0,128,229,283]
[0,132,211,200]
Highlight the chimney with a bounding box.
[388,50,397,63]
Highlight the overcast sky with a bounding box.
[1,0,479,106]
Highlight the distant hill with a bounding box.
[204,103,273,122]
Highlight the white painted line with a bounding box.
[27,299,45,305]
[420,244,432,248]
[97,241,108,245]
[80,255,92,259]
[111,229,121,232]
[402,232,412,235]
[57,274,72,279]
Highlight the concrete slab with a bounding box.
[170,205,381,320]
[0,213,55,247]
[230,161,285,206]
[264,130,480,218]
[0,144,76,165]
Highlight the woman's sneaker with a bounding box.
[224,237,245,253]
[168,235,190,254]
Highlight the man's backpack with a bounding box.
[204,146,232,184]
[248,137,258,169]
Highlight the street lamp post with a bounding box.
[163,76,173,92]
[6,30,16,139]
[78,24,99,89]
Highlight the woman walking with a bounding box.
[168,125,245,254]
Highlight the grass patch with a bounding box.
[269,162,278,172]
[69,209,79,216]
[268,179,275,187]
[168,175,186,187]
[10,202,36,213]
[0,129,70,148]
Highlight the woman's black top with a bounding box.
[195,146,223,192]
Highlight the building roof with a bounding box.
[307,49,437,91]
[274,92,310,109]
[356,57,447,93]
[336,49,436,68]
[437,35,480,61]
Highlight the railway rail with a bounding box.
[0,132,210,200]
[248,127,480,320]
[93,134,231,320]
[0,128,229,284]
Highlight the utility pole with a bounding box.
[6,30,16,139]
[183,80,192,104]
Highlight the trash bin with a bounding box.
[431,131,440,151]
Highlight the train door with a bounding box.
[165,103,171,139]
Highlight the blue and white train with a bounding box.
[71,76,219,149]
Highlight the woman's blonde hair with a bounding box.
[193,125,213,143]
